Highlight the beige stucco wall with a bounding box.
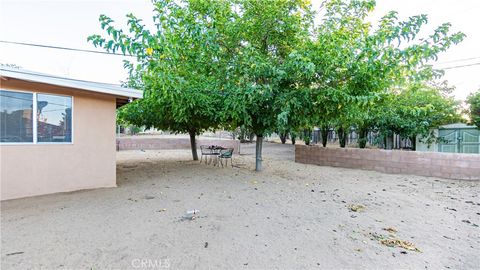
[0,80,117,200]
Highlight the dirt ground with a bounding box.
[1,143,479,270]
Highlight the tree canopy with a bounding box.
[305,0,464,149]
[89,0,465,170]
[89,0,233,160]
[220,0,315,170]
[466,89,480,128]
[371,82,461,148]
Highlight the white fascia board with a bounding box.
[0,67,143,99]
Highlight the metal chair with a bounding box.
[200,145,214,164]
[218,148,234,167]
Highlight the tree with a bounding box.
[466,90,480,128]
[88,0,233,160]
[276,57,315,146]
[88,0,465,170]
[307,0,464,149]
[222,0,314,171]
[320,124,330,147]
[307,0,377,148]
[371,83,461,149]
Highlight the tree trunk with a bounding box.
[279,132,287,144]
[304,129,311,145]
[189,130,198,161]
[410,136,416,151]
[239,127,246,142]
[321,127,328,147]
[358,127,368,149]
[291,133,296,145]
[385,133,394,150]
[255,135,263,171]
[338,127,347,148]
[248,133,254,143]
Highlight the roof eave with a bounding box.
[0,67,143,99]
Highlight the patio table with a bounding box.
[200,145,225,165]
[208,145,225,166]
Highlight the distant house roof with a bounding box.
[439,123,477,129]
[0,66,143,100]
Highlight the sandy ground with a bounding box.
[1,142,479,270]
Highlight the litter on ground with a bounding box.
[185,209,200,220]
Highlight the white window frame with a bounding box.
[36,92,74,145]
[0,88,74,145]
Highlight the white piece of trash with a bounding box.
[185,209,200,219]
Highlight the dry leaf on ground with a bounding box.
[379,238,421,252]
[347,204,365,212]
[368,232,421,252]
[383,227,397,234]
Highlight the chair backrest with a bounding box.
[200,145,212,154]
[220,148,234,158]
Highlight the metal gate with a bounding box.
[439,128,480,154]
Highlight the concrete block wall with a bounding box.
[295,145,480,180]
[117,137,240,154]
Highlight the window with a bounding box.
[37,94,72,142]
[0,90,34,142]
[0,89,73,144]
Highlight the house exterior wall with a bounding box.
[0,80,117,200]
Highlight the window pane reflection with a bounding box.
[37,94,72,143]
[0,90,34,142]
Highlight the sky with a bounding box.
[0,0,479,101]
